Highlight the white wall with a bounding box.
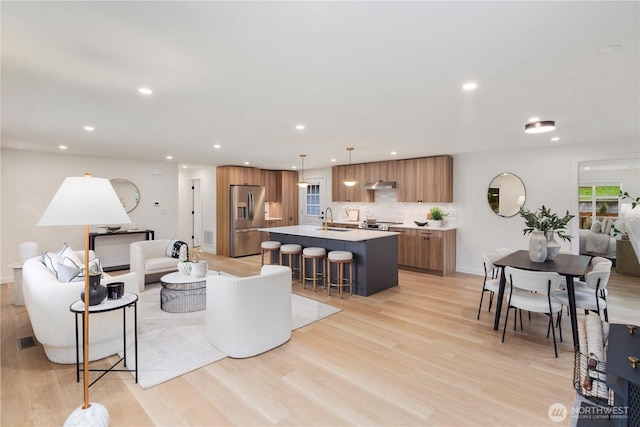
[1,149,181,282]
[454,141,639,275]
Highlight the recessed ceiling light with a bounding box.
[584,166,590,170]
[296,124,305,130]
[598,44,621,54]
[213,144,221,149]
[182,165,188,169]
[331,158,336,162]
[138,87,153,95]
[244,161,250,165]
[462,82,477,91]
[292,166,297,169]
[390,151,397,156]
[524,120,556,134]
[83,125,94,132]
[58,145,67,150]
[551,137,560,142]
[166,155,173,160]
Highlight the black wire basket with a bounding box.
[573,350,614,407]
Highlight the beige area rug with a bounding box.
[120,284,341,389]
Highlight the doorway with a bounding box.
[299,176,326,226]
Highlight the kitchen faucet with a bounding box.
[324,207,334,230]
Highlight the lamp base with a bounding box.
[64,403,109,426]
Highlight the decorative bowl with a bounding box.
[414,221,429,227]
[107,226,121,233]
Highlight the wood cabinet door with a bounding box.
[419,230,443,271]
[279,170,299,225]
[262,170,278,202]
[396,159,423,202]
[422,156,453,203]
[395,229,422,267]
[332,165,358,202]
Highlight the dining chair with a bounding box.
[502,267,563,357]
[477,252,501,320]
[552,268,610,322]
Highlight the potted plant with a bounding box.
[611,191,640,238]
[429,206,448,227]
[519,205,574,262]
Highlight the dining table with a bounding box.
[492,250,591,350]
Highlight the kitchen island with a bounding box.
[258,225,399,296]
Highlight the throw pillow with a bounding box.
[56,261,82,282]
[42,252,62,277]
[590,222,601,233]
[166,240,188,259]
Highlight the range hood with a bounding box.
[363,180,397,190]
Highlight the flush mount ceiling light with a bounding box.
[462,82,477,91]
[296,154,310,188]
[138,87,153,95]
[295,124,305,130]
[343,147,357,187]
[83,125,94,132]
[524,120,556,134]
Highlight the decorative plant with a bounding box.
[598,204,608,215]
[518,205,575,242]
[429,206,448,221]
[611,191,639,237]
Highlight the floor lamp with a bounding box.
[38,174,130,426]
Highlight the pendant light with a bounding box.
[296,154,310,188]
[343,147,357,187]
[524,120,556,134]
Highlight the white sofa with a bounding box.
[22,254,138,364]
[206,265,292,358]
[130,239,183,291]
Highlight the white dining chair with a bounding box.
[552,268,610,322]
[477,252,503,320]
[502,267,563,357]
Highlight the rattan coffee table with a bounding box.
[159,271,214,313]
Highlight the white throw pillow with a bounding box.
[590,222,601,233]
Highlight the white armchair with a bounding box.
[130,239,182,291]
[206,265,292,358]
[22,256,138,364]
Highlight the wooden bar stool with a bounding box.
[279,244,302,282]
[301,247,326,291]
[261,241,281,266]
[327,251,354,298]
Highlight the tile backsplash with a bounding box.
[330,189,457,227]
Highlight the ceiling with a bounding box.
[2,1,639,171]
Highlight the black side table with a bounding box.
[70,292,138,387]
[606,324,640,427]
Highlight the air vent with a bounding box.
[203,230,214,245]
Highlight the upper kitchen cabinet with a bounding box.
[222,165,262,186]
[396,156,453,203]
[332,163,374,202]
[363,160,397,184]
[262,169,278,202]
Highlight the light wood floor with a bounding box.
[2,254,639,426]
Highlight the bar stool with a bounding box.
[261,241,281,266]
[279,244,302,282]
[327,251,354,298]
[301,247,327,291]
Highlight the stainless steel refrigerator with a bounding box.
[229,185,266,257]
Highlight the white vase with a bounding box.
[190,260,208,278]
[545,232,561,260]
[528,230,547,263]
[431,220,442,227]
[177,261,191,276]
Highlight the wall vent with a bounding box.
[203,230,214,245]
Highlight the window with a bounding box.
[579,184,620,229]
[306,184,321,216]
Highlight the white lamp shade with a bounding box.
[38,176,131,226]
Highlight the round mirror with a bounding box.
[110,179,140,213]
[487,173,526,217]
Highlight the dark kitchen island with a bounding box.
[258,225,399,296]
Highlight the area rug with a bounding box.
[120,285,341,389]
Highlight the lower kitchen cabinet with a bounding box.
[391,227,456,276]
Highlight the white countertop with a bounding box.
[258,225,399,241]
[329,219,457,231]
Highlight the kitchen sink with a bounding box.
[317,227,352,232]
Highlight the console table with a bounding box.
[89,229,154,271]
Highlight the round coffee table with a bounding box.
[159,271,214,313]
